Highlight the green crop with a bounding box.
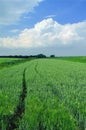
[0,58,86,130]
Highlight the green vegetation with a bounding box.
[0,58,21,64]
[58,56,86,63]
[0,61,30,129]
[0,58,33,69]
[0,57,86,130]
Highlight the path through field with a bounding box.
[6,68,27,130]
[0,59,86,130]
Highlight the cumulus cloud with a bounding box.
[0,18,86,48]
[0,0,43,25]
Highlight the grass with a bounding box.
[0,58,33,69]
[58,56,86,63]
[0,58,20,63]
[20,59,86,130]
[0,57,86,130]
[0,60,30,129]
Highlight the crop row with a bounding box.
[17,59,86,130]
[0,59,86,130]
[0,61,29,129]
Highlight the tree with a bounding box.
[36,54,47,58]
[50,55,55,58]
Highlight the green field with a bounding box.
[58,56,86,63]
[0,57,86,130]
[0,58,33,69]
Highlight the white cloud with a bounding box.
[0,0,43,25]
[0,18,86,48]
[10,29,19,33]
[45,15,56,19]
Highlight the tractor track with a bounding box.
[34,61,42,78]
[5,68,27,130]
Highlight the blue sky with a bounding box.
[0,0,86,56]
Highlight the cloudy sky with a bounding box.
[0,0,86,56]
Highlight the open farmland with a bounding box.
[0,58,86,130]
[0,57,32,69]
[58,56,86,63]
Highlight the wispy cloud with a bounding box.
[0,0,43,25]
[45,15,56,19]
[24,16,31,19]
[10,29,19,33]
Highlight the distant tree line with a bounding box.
[0,54,55,58]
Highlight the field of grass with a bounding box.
[58,56,86,63]
[0,57,33,70]
[0,58,20,63]
[0,57,86,130]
